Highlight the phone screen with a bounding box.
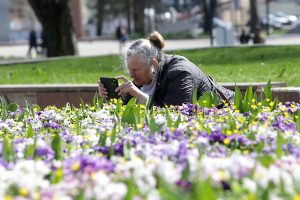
[100,77,119,99]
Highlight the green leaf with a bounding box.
[26,124,34,138]
[198,92,213,108]
[297,110,300,133]
[181,162,190,181]
[174,114,181,128]
[212,92,221,107]
[146,108,163,134]
[264,80,272,100]
[108,125,117,158]
[124,178,140,200]
[123,140,131,160]
[122,98,137,125]
[74,189,85,200]
[276,133,283,158]
[192,178,216,200]
[192,87,198,105]
[243,85,253,112]
[6,103,18,112]
[166,108,173,127]
[157,177,182,200]
[75,110,80,135]
[93,92,99,108]
[98,132,107,147]
[51,133,63,160]
[234,85,243,112]
[258,155,275,168]
[2,138,11,162]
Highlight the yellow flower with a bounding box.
[257,102,262,106]
[19,188,29,197]
[251,105,257,110]
[243,150,250,154]
[98,153,104,157]
[223,138,230,145]
[106,131,112,137]
[269,101,274,107]
[72,161,81,171]
[293,194,300,200]
[33,191,40,200]
[90,106,96,111]
[225,130,233,136]
[137,123,143,129]
[56,167,63,177]
[218,170,226,180]
[4,195,13,200]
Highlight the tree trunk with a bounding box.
[28,0,78,57]
[202,0,209,33]
[126,0,132,34]
[133,0,145,35]
[249,0,264,43]
[96,0,106,36]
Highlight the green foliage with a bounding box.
[108,125,117,158]
[243,85,253,113]
[26,124,34,138]
[233,81,278,113]
[122,98,138,126]
[257,155,275,168]
[276,133,284,159]
[191,178,216,200]
[234,85,243,111]
[146,107,163,134]
[2,137,15,162]
[51,133,63,160]
[198,91,220,108]
[297,110,300,133]
[98,131,107,147]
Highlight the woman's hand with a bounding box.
[98,80,108,99]
[115,75,149,104]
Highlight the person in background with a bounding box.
[239,28,251,44]
[98,31,234,107]
[27,29,39,57]
[116,25,128,53]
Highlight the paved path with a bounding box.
[0,34,300,61]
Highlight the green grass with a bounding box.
[0,45,300,86]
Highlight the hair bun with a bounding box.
[146,31,165,50]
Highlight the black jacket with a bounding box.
[124,54,234,107]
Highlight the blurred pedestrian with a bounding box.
[27,29,39,57]
[239,28,251,44]
[116,25,128,53]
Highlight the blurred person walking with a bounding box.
[27,29,39,57]
[116,25,128,54]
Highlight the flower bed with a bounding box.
[0,85,300,199]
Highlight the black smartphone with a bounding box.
[100,77,119,99]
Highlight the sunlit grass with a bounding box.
[0,45,299,86]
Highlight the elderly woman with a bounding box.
[98,31,234,107]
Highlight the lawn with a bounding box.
[0,45,299,86]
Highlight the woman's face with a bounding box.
[127,55,153,86]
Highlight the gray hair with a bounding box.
[123,39,160,66]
